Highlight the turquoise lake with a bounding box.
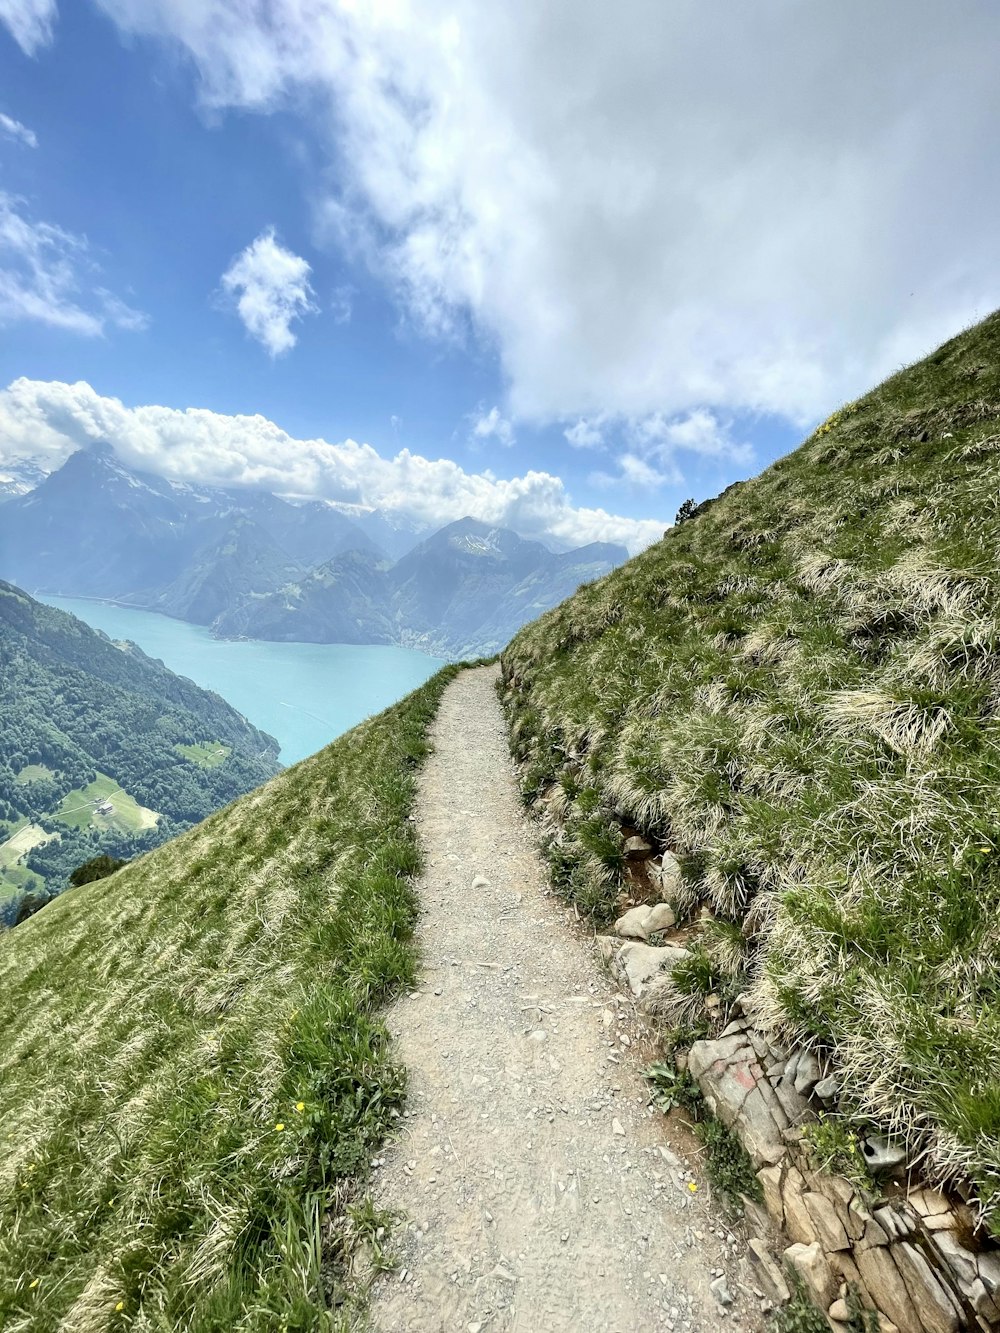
[43,597,448,766]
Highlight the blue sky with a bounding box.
[1,2,998,550]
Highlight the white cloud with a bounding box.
[96,0,1000,427]
[0,193,147,335]
[220,228,317,356]
[0,113,38,148]
[590,453,680,494]
[564,419,604,450]
[632,409,753,466]
[470,404,515,448]
[0,378,665,553]
[0,0,57,56]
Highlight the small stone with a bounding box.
[861,1134,907,1173]
[828,1299,851,1321]
[792,1051,821,1096]
[651,851,683,899]
[612,1118,626,1136]
[618,942,689,999]
[624,835,654,860]
[813,1074,840,1102]
[710,1276,734,1307]
[891,1241,963,1333]
[471,875,490,888]
[804,1192,851,1252]
[615,906,652,939]
[645,902,677,934]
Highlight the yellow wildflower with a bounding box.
[687,1181,698,1193]
[115,1302,124,1313]
[275,1122,285,1132]
[295,1102,305,1113]
[29,1279,39,1290]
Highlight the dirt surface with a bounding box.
[370,665,764,1332]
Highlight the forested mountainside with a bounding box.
[0,582,279,916]
[501,310,1000,1227]
[0,450,627,659]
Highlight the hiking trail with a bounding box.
[370,665,763,1332]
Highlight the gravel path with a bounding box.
[370,665,762,1332]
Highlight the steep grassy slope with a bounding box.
[0,666,457,1331]
[501,311,1000,1224]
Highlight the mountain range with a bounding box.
[0,446,627,658]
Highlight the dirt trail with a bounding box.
[370,666,761,1332]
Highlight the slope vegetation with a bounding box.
[0,666,456,1330]
[501,311,1000,1224]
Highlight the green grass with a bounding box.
[0,663,459,1331]
[54,772,159,833]
[14,763,54,784]
[176,741,232,770]
[0,863,45,902]
[0,819,42,899]
[0,822,55,871]
[501,310,1000,1227]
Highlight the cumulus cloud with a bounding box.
[97,0,1000,427]
[221,228,317,356]
[0,112,38,148]
[470,405,515,448]
[0,193,147,335]
[0,378,664,553]
[0,0,57,55]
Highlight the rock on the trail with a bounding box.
[623,834,654,860]
[711,1275,734,1307]
[617,941,689,999]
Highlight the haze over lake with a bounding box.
[44,597,448,766]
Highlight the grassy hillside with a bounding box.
[0,665,456,1330]
[501,311,1000,1226]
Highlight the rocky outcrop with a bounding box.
[681,1022,999,1333]
[591,924,999,1333]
